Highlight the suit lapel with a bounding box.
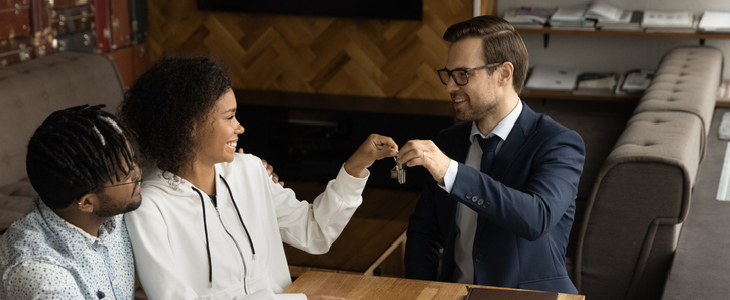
[490,103,538,181]
[476,102,539,239]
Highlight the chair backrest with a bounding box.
[0,52,125,187]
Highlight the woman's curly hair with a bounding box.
[119,56,232,175]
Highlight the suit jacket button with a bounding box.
[483,202,490,208]
[474,254,483,262]
[477,199,484,205]
[471,196,478,202]
[465,192,473,200]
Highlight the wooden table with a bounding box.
[283,182,420,277]
[284,271,585,300]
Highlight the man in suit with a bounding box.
[398,15,585,294]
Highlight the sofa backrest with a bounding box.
[573,46,723,300]
[634,46,723,159]
[0,52,125,187]
[575,111,699,300]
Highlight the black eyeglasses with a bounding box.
[107,178,142,187]
[107,158,142,188]
[437,62,502,86]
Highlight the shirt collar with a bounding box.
[36,197,120,256]
[469,99,523,143]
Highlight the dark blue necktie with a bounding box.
[478,135,501,173]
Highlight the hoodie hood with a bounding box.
[141,167,204,197]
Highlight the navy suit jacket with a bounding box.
[404,102,585,294]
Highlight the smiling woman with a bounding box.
[119,56,398,300]
[192,89,244,170]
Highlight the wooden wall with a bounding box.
[148,0,492,101]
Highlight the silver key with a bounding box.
[391,157,406,184]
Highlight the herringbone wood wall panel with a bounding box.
[148,0,493,101]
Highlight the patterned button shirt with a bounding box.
[0,197,135,300]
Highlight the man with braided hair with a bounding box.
[0,104,141,300]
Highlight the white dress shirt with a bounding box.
[441,100,522,284]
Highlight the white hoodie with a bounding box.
[125,153,367,300]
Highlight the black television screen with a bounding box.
[197,0,423,21]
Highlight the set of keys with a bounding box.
[390,157,406,184]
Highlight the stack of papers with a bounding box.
[584,2,626,23]
[582,2,643,31]
[573,72,619,95]
[524,65,580,91]
[642,10,694,28]
[550,4,596,30]
[699,11,730,32]
[551,4,588,22]
[621,69,654,92]
[599,11,644,31]
[503,7,555,28]
[645,14,700,33]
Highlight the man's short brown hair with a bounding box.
[443,15,529,94]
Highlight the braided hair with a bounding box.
[26,104,136,209]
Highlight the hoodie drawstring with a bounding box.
[220,175,257,259]
[192,187,214,288]
[192,174,257,289]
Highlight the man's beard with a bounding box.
[454,100,498,122]
[95,189,142,218]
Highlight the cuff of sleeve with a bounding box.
[341,162,370,180]
[440,159,458,193]
[331,163,368,202]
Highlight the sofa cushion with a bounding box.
[0,194,34,214]
[0,178,36,197]
[634,46,723,159]
[0,210,26,235]
[0,195,34,234]
[0,178,36,233]
[0,52,125,187]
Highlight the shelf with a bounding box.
[520,89,642,102]
[516,27,730,40]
